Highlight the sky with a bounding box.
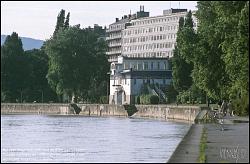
[1,1,197,40]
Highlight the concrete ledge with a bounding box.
[0,103,128,117]
[1,104,201,122]
[133,105,201,122]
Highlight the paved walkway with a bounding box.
[167,124,204,163]
[167,115,249,163]
[205,116,249,163]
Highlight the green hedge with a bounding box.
[140,94,159,104]
[135,96,140,104]
[99,96,108,104]
[150,95,159,104]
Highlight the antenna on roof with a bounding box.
[130,9,131,15]
[179,1,180,9]
[170,1,171,8]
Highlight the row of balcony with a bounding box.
[106,35,122,41]
[106,51,122,55]
[108,58,118,63]
[108,42,122,47]
[106,28,122,33]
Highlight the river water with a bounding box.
[1,115,190,163]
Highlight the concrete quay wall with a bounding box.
[1,103,201,122]
[133,105,201,122]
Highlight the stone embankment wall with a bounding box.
[133,105,201,122]
[0,103,128,117]
[1,103,201,122]
[1,103,69,115]
[77,104,128,117]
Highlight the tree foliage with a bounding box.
[171,2,248,115]
[1,9,108,104]
[1,32,27,102]
[45,25,108,102]
[1,32,57,103]
[172,14,193,92]
[195,1,249,114]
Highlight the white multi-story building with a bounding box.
[122,8,197,59]
[109,56,171,104]
[106,6,149,63]
[108,8,198,104]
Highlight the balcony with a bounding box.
[108,58,118,63]
[106,28,122,33]
[106,35,122,41]
[109,42,122,47]
[106,50,122,55]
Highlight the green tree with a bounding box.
[192,1,248,114]
[64,12,70,29]
[193,2,229,99]
[213,1,249,114]
[24,48,57,102]
[172,16,193,92]
[1,32,28,102]
[53,9,65,37]
[45,25,108,103]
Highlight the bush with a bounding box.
[150,95,159,104]
[166,84,178,104]
[140,94,159,104]
[232,92,249,116]
[135,96,140,104]
[99,96,108,104]
[140,94,151,104]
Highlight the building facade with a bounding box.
[106,6,149,63]
[122,9,197,59]
[108,8,197,104]
[109,56,172,104]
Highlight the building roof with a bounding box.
[110,18,130,25]
[122,56,169,60]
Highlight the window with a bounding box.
[144,62,148,70]
[138,63,142,70]
[157,62,160,70]
[151,62,154,70]
[124,62,129,69]
[164,61,167,70]
[124,92,126,101]
[134,79,136,85]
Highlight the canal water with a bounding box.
[1,115,190,163]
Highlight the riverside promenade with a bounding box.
[168,115,249,163]
[205,116,249,163]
